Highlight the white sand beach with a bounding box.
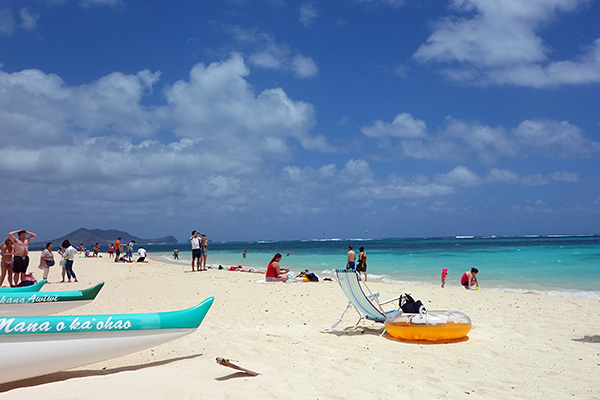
[1,252,599,399]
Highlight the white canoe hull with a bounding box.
[0,328,194,384]
[0,300,94,317]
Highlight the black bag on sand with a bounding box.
[399,293,427,314]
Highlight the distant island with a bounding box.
[35,228,178,245]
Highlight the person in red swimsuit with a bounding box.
[461,267,479,289]
[265,253,289,282]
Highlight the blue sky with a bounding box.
[1,0,599,242]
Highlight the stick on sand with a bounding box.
[216,357,260,376]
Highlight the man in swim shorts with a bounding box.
[8,229,36,286]
[347,245,356,270]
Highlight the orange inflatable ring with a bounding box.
[384,310,472,342]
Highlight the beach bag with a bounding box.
[46,259,55,267]
[399,293,427,314]
[299,270,319,282]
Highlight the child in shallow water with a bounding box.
[441,267,448,288]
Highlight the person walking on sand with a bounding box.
[461,267,479,290]
[347,245,356,270]
[114,238,122,262]
[61,240,78,283]
[38,242,55,282]
[200,234,208,271]
[356,246,367,281]
[0,237,14,287]
[190,230,202,272]
[265,253,290,282]
[8,229,36,286]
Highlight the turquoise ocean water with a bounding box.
[145,235,600,298]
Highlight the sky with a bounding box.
[0,0,599,243]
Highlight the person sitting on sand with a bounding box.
[137,248,148,263]
[461,267,479,289]
[265,253,289,282]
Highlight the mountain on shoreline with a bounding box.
[36,228,178,245]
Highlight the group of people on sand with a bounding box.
[0,229,79,286]
[345,244,480,289]
[111,238,147,263]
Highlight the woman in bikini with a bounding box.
[1,237,14,287]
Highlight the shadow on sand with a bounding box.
[572,335,600,343]
[0,353,203,393]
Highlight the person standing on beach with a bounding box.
[173,248,179,260]
[125,242,133,262]
[200,234,208,271]
[190,230,202,271]
[0,237,14,287]
[441,267,448,288]
[8,229,36,286]
[347,245,356,270]
[38,242,55,282]
[356,246,367,281]
[461,267,479,290]
[61,240,78,283]
[114,238,122,262]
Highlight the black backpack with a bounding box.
[399,293,427,314]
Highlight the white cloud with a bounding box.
[434,166,482,187]
[360,113,599,162]
[550,171,579,183]
[299,2,319,27]
[292,54,318,78]
[413,0,600,87]
[159,54,319,163]
[486,168,521,184]
[485,168,579,186]
[0,68,160,147]
[361,113,427,139]
[512,119,599,158]
[225,25,318,78]
[0,54,323,187]
[19,7,39,31]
